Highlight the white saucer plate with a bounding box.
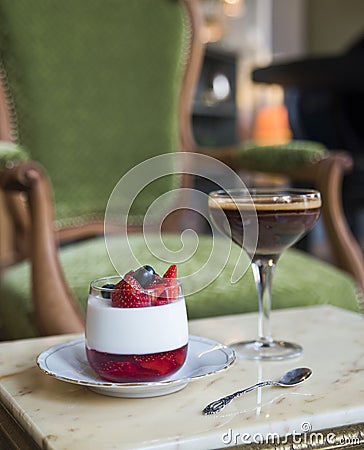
[37,335,236,398]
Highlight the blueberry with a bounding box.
[143,265,156,275]
[101,283,115,299]
[132,265,156,288]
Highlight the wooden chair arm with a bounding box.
[294,152,364,298]
[1,161,84,335]
[0,163,33,264]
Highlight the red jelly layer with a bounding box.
[86,344,188,382]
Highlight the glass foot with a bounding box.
[231,339,302,361]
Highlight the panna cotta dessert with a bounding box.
[85,265,189,382]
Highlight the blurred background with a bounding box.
[191,0,364,255]
[195,0,364,146]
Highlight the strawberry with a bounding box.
[135,355,174,376]
[99,360,139,378]
[111,264,179,308]
[134,347,186,376]
[155,264,179,304]
[163,264,177,279]
[147,282,167,305]
[155,279,177,305]
[173,345,188,366]
[155,294,169,306]
[111,271,151,308]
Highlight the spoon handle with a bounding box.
[203,380,278,415]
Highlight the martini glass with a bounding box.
[208,188,321,360]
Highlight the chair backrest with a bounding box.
[0,0,201,233]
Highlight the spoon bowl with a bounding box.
[203,367,312,415]
[278,367,312,386]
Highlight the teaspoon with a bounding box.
[202,367,312,415]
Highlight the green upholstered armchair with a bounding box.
[0,0,362,340]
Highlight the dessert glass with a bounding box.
[209,188,321,360]
[85,276,189,382]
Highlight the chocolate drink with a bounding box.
[209,197,321,260]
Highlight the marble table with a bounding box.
[0,305,363,449]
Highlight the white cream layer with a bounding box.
[85,295,188,354]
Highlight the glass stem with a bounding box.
[251,258,277,344]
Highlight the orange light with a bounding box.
[252,104,292,145]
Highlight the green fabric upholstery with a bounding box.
[0,234,359,339]
[0,0,186,227]
[0,141,28,169]
[238,140,327,172]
